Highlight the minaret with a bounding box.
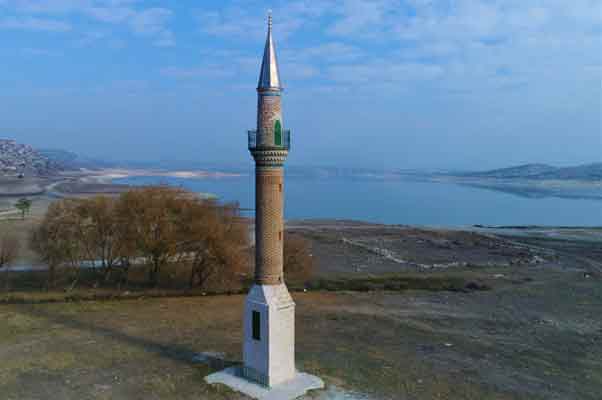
[206,14,322,396]
[243,12,295,387]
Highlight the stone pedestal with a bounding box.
[205,367,323,400]
[205,283,324,399]
[243,283,295,387]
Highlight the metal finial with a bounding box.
[258,10,281,90]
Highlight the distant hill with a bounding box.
[0,141,114,177]
[37,149,78,165]
[38,148,115,170]
[0,139,64,176]
[461,163,602,181]
[536,163,602,181]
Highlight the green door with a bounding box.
[274,120,282,146]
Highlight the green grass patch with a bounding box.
[1,269,496,304]
[301,273,490,293]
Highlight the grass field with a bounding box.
[1,267,600,400]
[0,196,52,265]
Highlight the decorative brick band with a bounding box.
[257,91,281,96]
[252,149,288,166]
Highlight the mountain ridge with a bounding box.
[458,163,602,181]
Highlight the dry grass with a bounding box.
[3,284,595,400]
[0,217,40,265]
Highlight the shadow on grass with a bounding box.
[16,305,240,372]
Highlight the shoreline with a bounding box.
[395,173,602,201]
[1,168,601,227]
[0,167,240,198]
[78,168,244,184]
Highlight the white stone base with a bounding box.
[243,284,296,386]
[205,367,324,400]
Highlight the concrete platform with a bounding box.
[205,367,324,400]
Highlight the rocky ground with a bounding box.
[287,220,570,276]
[0,220,600,399]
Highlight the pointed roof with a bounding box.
[258,12,281,90]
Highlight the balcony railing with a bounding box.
[248,129,290,151]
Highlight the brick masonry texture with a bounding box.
[257,92,282,147]
[255,166,284,285]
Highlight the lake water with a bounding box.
[113,175,602,227]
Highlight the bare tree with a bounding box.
[178,199,248,290]
[30,199,84,288]
[28,187,251,291]
[0,233,19,291]
[75,196,128,282]
[14,198,32,220]
[284,233,314,283]
[116,187,184,286]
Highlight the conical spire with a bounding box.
[258,11,281,90]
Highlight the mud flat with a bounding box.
[0,168,233,203]
[77,168,243,182]
[0,173,130,199]
[49,181,133,196]
[0,176,47,197]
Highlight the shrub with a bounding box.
[0,233,18,270]
[30,199,87,288]
[0,233,19,290]
[28,187,250,291]
[284,233,314,284]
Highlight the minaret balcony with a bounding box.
[248,130,290,151]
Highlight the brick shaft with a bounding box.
[254,88,285,285]
[254,166,284,285]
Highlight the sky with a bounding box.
[0,0,600,170]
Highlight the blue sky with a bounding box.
[0,0,600,170]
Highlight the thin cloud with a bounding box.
[196,1,332,41]
[160,65,237,79]
[2,0,175,46]
[283,42,364,64]
[129,8,172,36]
[21,47,61,56]
[327,0,399,38]
[328,61,444,84]
[0,16,71,31]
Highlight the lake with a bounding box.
[113,175,602,227]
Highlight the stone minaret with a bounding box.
[243,13,295,387]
